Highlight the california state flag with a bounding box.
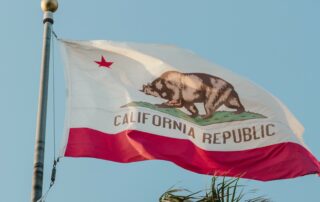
[60,40,320,181]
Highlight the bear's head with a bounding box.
[140,83,161,98]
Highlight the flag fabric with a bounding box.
[59,39,320,181]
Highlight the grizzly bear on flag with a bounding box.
[140,71,245,119]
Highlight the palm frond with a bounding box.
[159,175,271,202]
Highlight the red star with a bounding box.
[95,56,113,68]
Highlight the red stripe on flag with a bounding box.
[64,128,320,181]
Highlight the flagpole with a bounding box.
[31,1,58,201]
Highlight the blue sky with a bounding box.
[0,0,319,201]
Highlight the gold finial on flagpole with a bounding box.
[41,0,58,12]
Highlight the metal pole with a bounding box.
[31,1,58,201]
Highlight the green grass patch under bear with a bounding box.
[121,101,266,126]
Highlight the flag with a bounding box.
[59,39,320,181]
